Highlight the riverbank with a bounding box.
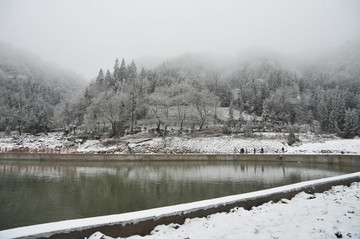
[89,181,360,239]
[1,132,360,155]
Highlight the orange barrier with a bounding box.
[0,147,78,154]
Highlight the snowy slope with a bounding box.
[1,133,360,155]
[89,182,360,239]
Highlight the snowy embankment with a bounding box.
[89,182,360,239]
[1,132,360,155]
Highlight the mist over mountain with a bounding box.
[76,41,360,139]
[0,43,86,133]
[1,39,359,139]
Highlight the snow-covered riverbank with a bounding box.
[89,182,360,239]
[1,132,360,155]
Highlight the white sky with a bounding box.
[0,0,359,79]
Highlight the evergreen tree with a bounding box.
[96,69,104,84]
[119,58,128,87]
[342,108,359,138]
[127,60,138,133]
[128,60,137,79]
[147,70,158,94]
[105,69,112,90]
[317,94,330,132]
[95,69,105,91]
[331,91,346,133]
[112,58,120,90]
[139,67,147,96]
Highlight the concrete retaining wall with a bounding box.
[1,172,360,239]
[1,153,360,166]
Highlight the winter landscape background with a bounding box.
[1,0,360,144]
[1,36,360,145]
[1,1,360,238]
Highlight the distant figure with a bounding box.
[282,147,285,153]
[245,148,248,154]
[254,148,256,154]
[260,147,264,153]
[240,148,245,154]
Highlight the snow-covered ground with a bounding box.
[89,182,360,239]
[287,138,360,155]
[1,132,360,155]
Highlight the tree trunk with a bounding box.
[180,120,183,133]
[18,122,22,135]
[111,122,116,137]
[199,121,204,130]
[156,120,161,132]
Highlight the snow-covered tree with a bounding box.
[95,69,106,92]
[342,108,359,138]
[112,58,120,90]
[105,69,112,90]
[119,58,127,87]
[84,91,129,137]
[190,89,219,129]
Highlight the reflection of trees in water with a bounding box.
[1,160,355,184]
[288,173,302,184]
[1,164,77,176]
[240,164,245,172]
[283,164,285,177]
[0,164,122,179]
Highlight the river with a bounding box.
[0,159,359,230]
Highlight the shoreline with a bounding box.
[1,152,360,166]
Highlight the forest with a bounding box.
[1,42,360,139]
[0,43,85,134]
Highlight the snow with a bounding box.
[1,132,359,238]
[89,181,360,239]
[1,132,360,155]
[0,132,360,155]
[76,140,119,153]
[1,172,359,239]
[0,133,76,152]
[287,138,360,155]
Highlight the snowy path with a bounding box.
[90,182,360,239]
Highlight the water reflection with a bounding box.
[0,161,346,184]
[0,160,359,230]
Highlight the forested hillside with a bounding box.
[79,44,360,139]
[1,43,359,139]
[0,43,85,134]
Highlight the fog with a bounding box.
[0,0,359,79]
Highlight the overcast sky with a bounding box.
[0,0,360,79]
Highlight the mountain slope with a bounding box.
[0,43,86,134]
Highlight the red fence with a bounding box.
[0,147,78,154]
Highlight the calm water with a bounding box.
[0,159,359,230]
